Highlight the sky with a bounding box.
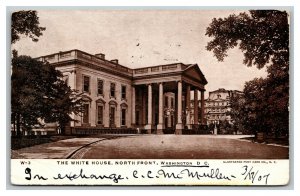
[12,9,268,98]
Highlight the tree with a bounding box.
[242,78,269,134]
[11,55,83,136]
[11,10,83,136]
[11,10,46,44]
[206,10,289,69]
[206,10,289,137]
[227,93,247,134]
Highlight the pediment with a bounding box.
[109,100,118,106]
[183,64,208,85]
[120,102,128,108]
[96,98,106,104]
[81,95,92,102]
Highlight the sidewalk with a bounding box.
[11,137,101,159]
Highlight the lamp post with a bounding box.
[214,120,218,135]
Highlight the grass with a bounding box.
[241,136,289,146]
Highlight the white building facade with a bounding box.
[37,49,208,134]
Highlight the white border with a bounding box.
[1,0,299,195]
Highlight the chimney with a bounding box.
[111,59,118,64]
[95,53,105,59]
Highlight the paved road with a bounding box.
[12,135,288,159]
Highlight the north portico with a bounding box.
[132,63,207,134]
[37,49,207,134]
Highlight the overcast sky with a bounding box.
[12,9,268,97]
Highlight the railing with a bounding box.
[151,66,159,72]
[41,50,186,76]
[41,50,132,74]
[133,63,183,75]
[162,64,177,71]
[60,52,72,59]
[134,68,148,74]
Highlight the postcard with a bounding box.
[10,8,290,186]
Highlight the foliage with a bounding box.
[206,10,289,137]
[11,55,83,135]
[227,93,246,133]
[11,10,46,44]
[206,10,289,69]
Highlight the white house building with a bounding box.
[37,49,208,134]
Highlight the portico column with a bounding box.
[186,85,191,129]
[145,84,153,133]
[175,81,183,134]
[69,71,76,128]
[142,89,146,125]
[194,89,199,126]
[201,90,205,125]
[131,86,136,126]
[157,83,164,134]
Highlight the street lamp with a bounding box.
[213,120,218,135]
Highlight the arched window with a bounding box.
[81,95,92,125]
[120,103,128,127]
[109,100,117,128]
[96,98,106,126]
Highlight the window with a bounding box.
[171,98,174,108]
[165,97,168,107]
[82,104,89,124]
[171,115,174,127]
[97,79,103,96]
[83,75,90,93]
[109,106,115,127]
[121,108,126,126]
[136,90,140,103]
[136,111,140,125]
[110,83,116,98]
[121,85,126,99]
[97,105,103,125]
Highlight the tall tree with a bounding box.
[11,10,46,44]
[227,92,247,134]
[11,10,84,135]
[11,55,83,135]
[206,10,289,69]
[206,10,289,136]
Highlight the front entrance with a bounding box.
[164,115,175,134]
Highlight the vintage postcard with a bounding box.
[10,8,290,186]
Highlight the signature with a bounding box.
[23,164,271,184]
[132,168,235,181]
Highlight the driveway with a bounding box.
[11,135,289,159]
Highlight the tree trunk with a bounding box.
[16,113,21,136]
